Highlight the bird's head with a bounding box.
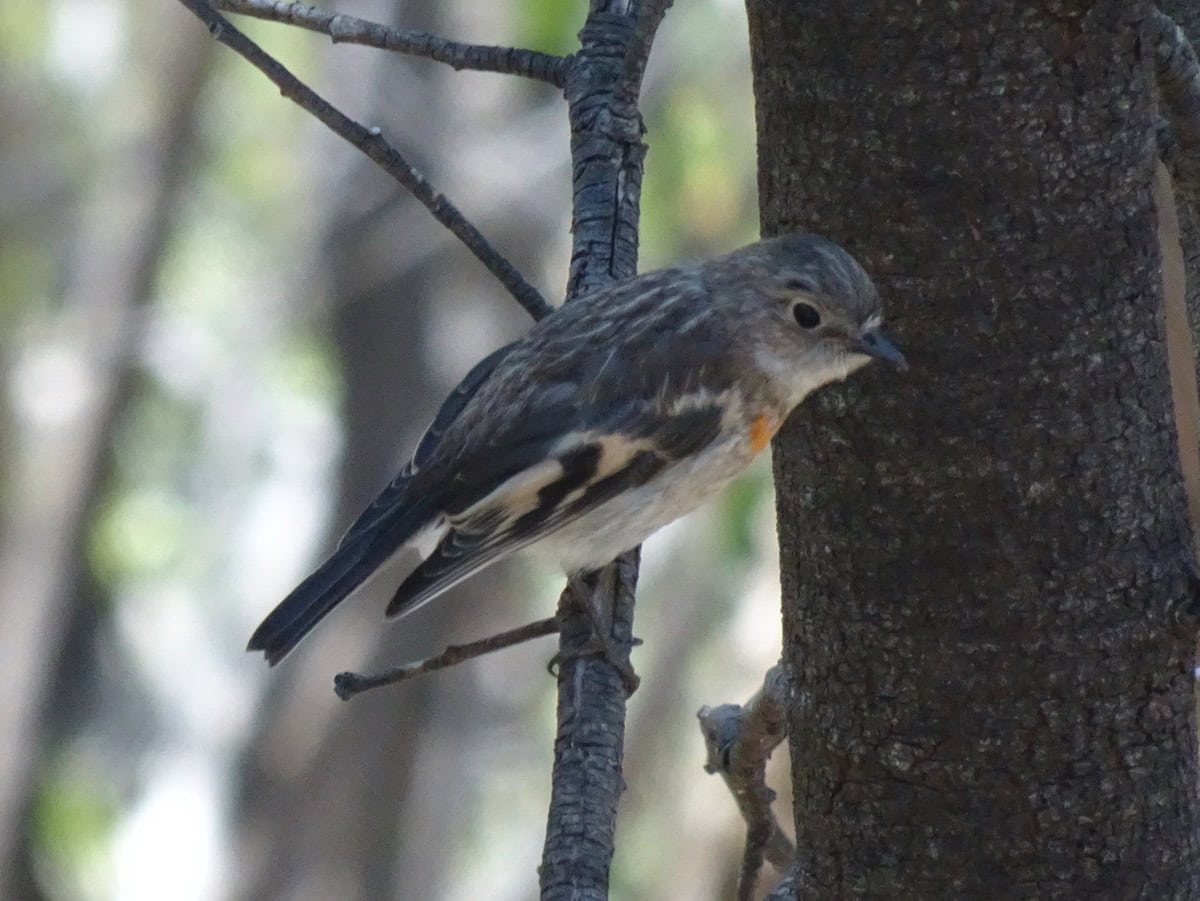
[712,233,906,407]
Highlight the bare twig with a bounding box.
[214,0,569,87]
[333,616,560,700]
[177,0,555,321]
[1148,8,1200,206]
[698,663,795,901]
[619,0,674,96]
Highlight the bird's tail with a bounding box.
[247,498,435,666]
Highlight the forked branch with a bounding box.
[214,0,569,87]
[698,663,795,901]
[176,0,554,321]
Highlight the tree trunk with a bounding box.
[747,1,1200,896]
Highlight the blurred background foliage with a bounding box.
[0,0,788,898]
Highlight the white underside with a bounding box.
[536,424,758,573]
[541,354,867,572]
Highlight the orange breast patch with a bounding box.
[749,414,779,454]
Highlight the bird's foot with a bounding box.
[547,633,642,696]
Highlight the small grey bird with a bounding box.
[249,233,905,665]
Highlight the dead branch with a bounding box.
[334,616,560,699]
[176,0,555,321]
[698,663,795,901]
[214,0,568,87]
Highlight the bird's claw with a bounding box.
[546,633,640,696]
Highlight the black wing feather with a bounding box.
[247,495,437,665]
[336,341,518,551]
[413,342,519,471]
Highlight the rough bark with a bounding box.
[747,1,1200,897]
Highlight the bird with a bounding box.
[248,233,906,665]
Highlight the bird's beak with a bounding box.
[851,328,908,371]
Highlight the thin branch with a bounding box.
[214,0,569,88]
[619,0,674,97]
[333,616,560,700]
[698,663,795,901]
[1148,8,1200,206]
[177,0,555,322]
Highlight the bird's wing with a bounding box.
[335,341,519,551]
[247,342,518,666]
[385,403,725,618]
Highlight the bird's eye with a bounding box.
[793,303,821,329]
